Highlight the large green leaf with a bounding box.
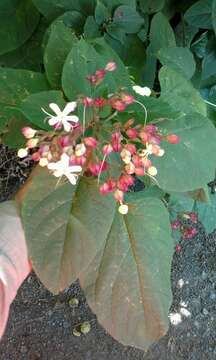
[62,38,130,100]
[21,169,116,293]
[142,45,157,88]
[32,0,96,19]
[184,0,213,29]
[149,12,176,55]
[212,0,216,35]
[101,0,136,10]
[80,191,173,349]
[140,0,165,14]
[20,91,65,130]
[0,0,40,55]
[0,68,49,130]
[158,46,196,79]
[0,18,48,72]
[154,113,216,192]
[159,66,206,116]
[112,5,144,34]
[44,19,77,88]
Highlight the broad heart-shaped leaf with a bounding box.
[149,12,176,55]
[1,109,29,149]
[0,68,49,130]
[184,0,213,29]
[84,16,101,39]
[44,19,78,88]
[32,0,96,20]
[213,0,216,36]
[159,66,207,116]
[20,91,66,131]
[79,191,173,350]
[101,0,136,10]
[158,47,196,80]
[62,38,130,100]
[153,113,216,192]
[20,168,116,293]
[95,1,110,25]
[142,45,157,88]
[0,201,30,339]
[0,0,40,55]
[113,5,144,34]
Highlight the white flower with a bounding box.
[133,85,151,97]
[42,102,79,132]
[47,153,82,185]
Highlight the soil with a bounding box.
[0,145,215,360]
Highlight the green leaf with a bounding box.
[0,0,40,55]
[84,16,101,39]
[212,0,216,35]
[21,169,116,293]
[44,19,77,88]
[0,18,48,72]
[158,46,196,79]
[142,45,157,88]
[80,192,173,350]
[154,113,216,192]
[191,31,208,58]
[150,12,176,55]
[95,1,110,25]
[1,109,28,149]
[159,66,206,116]
[140,0,165,14]
[62,38,130,100]
[32,0,96,20]
[0,68,49,131]
[184,0,213,29]
[59,11,85,33]
[195,191,216,233]
[20,91,65,130]
[101,0,136,11]
[175,22,198,47]
[113,5,144,34]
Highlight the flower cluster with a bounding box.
[18,62,180,215]
[172,212,198,253]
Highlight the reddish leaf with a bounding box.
[0,201,30,338]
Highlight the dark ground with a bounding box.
[0,145,215,360]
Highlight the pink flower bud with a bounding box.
[125,162,135,175]
[105,62,117,72]
[84,137,97,148]
[149,135,161,145]
[188,212,198,223]
[100,182,110,195]
[142,157,152,168]
[22,127,37,139]
[166,134,180,144]
[83,97,94,107]
[121,93,134,105]
[114,189,124,202]
[144,124,158,133]
[88,161,109,176]
[103,144,113,155]
[118,174,134,191]
[132,155,143,167]
[171,220,180,230]
[175,244,181,253]
[74,155,86,166]
[86,75,97,84]
[110,99,126,112]
[27,138,39,149]
[124,144,136,155]
[95,69,106,79]
[124,118,135,129]
[58,135,70,148]
[134,167,145,176]
[31,152,41,161]
[139,131,150,143]
[94,97,107,107]
[126,128,138,139]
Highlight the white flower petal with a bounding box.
[66,173,78,185]
[63,120,72,132]
[47,162,58,170]
[133,85,151,97]
[68,165,82,173]
[49,103,62,115]
[60,153,70,167]
[62,102,77,115]
[48,117,59,126]
[65,115,79,123]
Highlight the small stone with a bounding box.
[72,328,81,337]
[80,321,91,335]
[69,298,79,307]
[201,271,207,280]
[203,308,209,315]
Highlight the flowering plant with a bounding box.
[1,0,216,352]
